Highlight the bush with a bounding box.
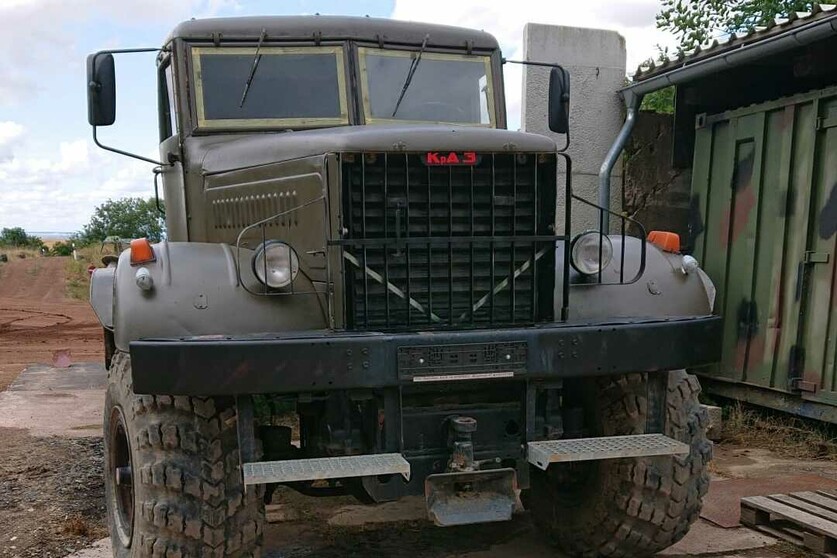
[51,241,75,257]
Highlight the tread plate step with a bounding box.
[243,453,411,485]
[527,434,689,470]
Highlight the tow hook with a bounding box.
[448,416,478,472]
[424,415,522,527]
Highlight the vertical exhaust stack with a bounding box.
[598,92,642,231]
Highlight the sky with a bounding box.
[0,0,677,233]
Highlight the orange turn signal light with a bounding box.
[130,238,156,265]
[648,231,681,253]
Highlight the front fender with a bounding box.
[559,236,715,322]
[111,241,328,352]
[90,264,116,329]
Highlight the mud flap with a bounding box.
[424,468,521,527]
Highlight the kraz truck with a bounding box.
[86,15,721,558]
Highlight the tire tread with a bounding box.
[530,371,712,557]
[105,353,265,557]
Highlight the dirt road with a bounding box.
[0,256,102,391]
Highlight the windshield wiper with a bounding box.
[391,34,429,118]
[239,29,267,108]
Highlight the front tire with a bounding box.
[103,352,265,557]
[527,370,712,557]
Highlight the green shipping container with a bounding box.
[691,85,837,423]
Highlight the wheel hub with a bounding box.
[108,407,134,546]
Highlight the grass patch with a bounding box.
[65,258,90,300]
[721,402,837,460]
[64,245,118,300]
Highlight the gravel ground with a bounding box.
[0,427,106,557]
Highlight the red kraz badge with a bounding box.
[424,151,479,166]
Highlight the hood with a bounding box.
[192,125,558,175]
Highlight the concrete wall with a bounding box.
[623,112,693,245]
[521,23,626,233]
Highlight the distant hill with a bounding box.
[27,232,74,241]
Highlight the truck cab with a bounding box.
[88,16,720,558]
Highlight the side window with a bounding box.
[158,59,177,141]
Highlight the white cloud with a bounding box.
[0,0,233,230]
[0,0,233,104]
[0,121,24,161]
[0,121,24,141]
[56,139,90,171]
[0,137,153,232]
[0,120,25,146]
[391,0,676,129]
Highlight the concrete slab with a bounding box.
[658,521,776,555]
[522,23,626,232]
[6,362,106,391]
[0,362,105,437]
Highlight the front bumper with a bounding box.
[129,316,721,396]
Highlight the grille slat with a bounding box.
[341,152,556,330]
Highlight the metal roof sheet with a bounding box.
[633,4,837,82]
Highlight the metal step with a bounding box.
[527,434,690,470]
[242,453,411,486]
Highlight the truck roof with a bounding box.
[167,15,500,51]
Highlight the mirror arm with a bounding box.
[502,58,570,152]
[90,47,169,166]
[503,58,565,70]
[92,126,167,166]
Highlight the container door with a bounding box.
[795,95,837,405]
[691,95,827,395]
[692,111,770,384]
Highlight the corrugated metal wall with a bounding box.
[691,85,837,421]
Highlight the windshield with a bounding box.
[358,48,495,126]
[191,46,348,129]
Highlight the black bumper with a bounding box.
[129,316,721,396]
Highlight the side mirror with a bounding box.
[87,53,116,126]
[548,67,570,134]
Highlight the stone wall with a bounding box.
[521,23,626,233]
[622,112,693,246]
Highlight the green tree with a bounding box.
[636,46,676,114]
[0,227,44,249]
[657,0,816,54]
[77,197,165,245]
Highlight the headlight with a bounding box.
[570,231,613,275]
[252,241,299,288]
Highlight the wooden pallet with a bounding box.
[741,490,837,556]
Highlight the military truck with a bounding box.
[86,16,721,557]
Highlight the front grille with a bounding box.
[339,152,557,330]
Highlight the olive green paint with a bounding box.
[692,85,837,421]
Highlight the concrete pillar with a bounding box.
[521,24,626,233]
